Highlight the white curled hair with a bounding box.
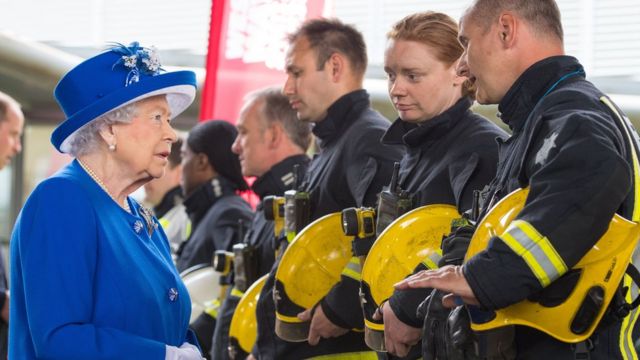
[66,103,138,157]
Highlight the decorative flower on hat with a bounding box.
[110,42,164,86]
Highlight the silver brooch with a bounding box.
[168,288,179,302]
[133,220,144,234]
[139,206,156,236]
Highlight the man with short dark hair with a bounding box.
[209,87,310,360]
[396,1,640,359]
[0,90,24,358]
[252,18,403,359]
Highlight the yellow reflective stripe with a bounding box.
[341,257,362,281]
[501,220,568,287]
[421,250,442,270]
[364,318,384,331]
[620,273,639,360]
[230,287,244,298]
[185,220,192,239]
[307,351,378,360]
[159,217,170,229]
[600,96,640,222]
[275,312,303,323]
[203,298,221,319]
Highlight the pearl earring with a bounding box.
[109,143,116,151]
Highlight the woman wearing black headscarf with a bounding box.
[176,120,252,272]
[175,120,253,358]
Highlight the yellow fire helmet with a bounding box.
[274,212,354,342]
[360,204,460,351]
[227,274,268,360]
[465,187,640,343]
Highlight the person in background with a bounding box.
[209,86,311,359]
[252,18,403,360]
[396,1,640,359]
[374,11,506,359]
[0,90,24,359]
[0,91,23,169]
[144,137,190,254]
[10,42,204,359]
[176,119,254,359]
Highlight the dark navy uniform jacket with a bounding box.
[176,176,253,273]
[254,90,403,359]
[382,97,506,359]
[210,154,309,360]
[464,56,640,359]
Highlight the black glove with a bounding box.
[447,306,476,354]
[418,290,487,360]
[419,290,473,360]
[438,225,474,267]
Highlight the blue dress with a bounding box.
[9,160,196,359]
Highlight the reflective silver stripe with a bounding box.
[421,250,442,270]
[500,220,568,287]
[342,257,362,281]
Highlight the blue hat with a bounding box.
[52,42,197,153]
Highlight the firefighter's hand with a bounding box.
[298,305,349,345]
[245,355,256,360]
[394,265,479,307]
[372,301,420,357]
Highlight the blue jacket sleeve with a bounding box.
[13,178,167,359]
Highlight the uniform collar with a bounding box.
[312,89,370,148]
[183,176,236,221]
[153,185,183,218]
[251,154,310,199]
[498,56,585,133]
[382,97,473,148]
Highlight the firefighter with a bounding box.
[373,11,507,359]
[209,87,311,359]
[177,120,254,358]
[251,18,403,360]
[396,1,640,359]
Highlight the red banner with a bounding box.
[201,0,329,123]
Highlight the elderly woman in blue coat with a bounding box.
[9,43,204,359]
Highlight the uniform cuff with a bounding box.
[388,288,429,328]
[320,276,364,329]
